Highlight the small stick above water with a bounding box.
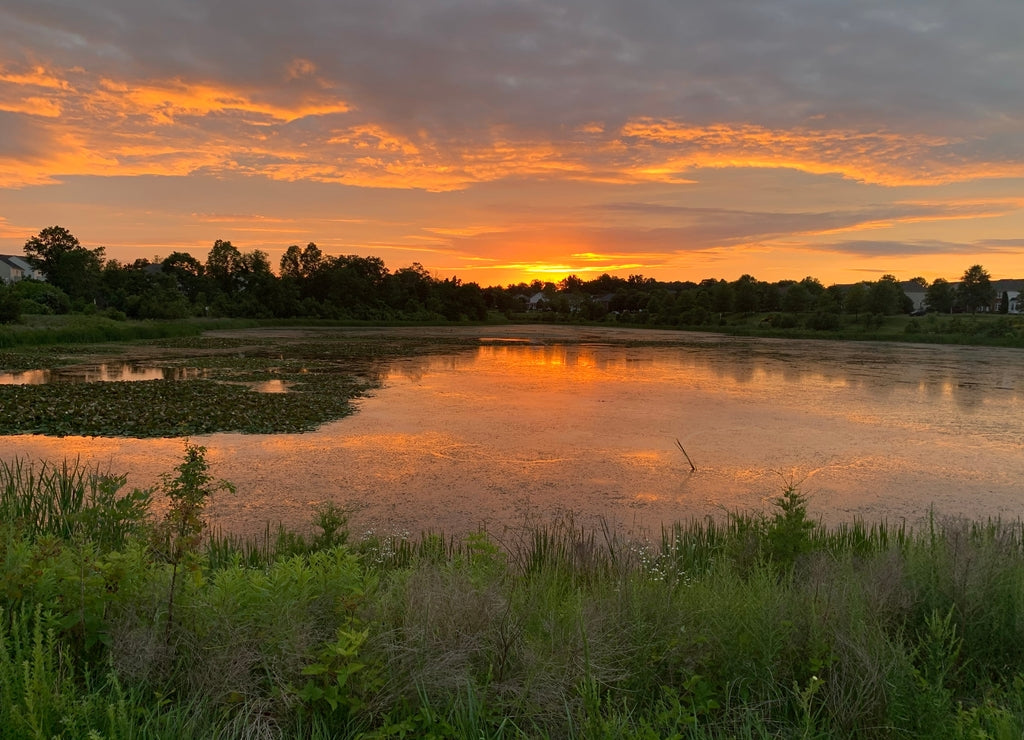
[675,438,696,472]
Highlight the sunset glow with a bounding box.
[2,2,1023,286]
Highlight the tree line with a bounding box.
[0,225,1005,327]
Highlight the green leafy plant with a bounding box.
[154,443,234,638]
[765,485,817,567]
[297,622,370,715]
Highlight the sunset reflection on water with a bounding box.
[1,328,1022,540]
[0,364,205,385]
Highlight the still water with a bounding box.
[0,364,205,384]
[3,327,1023,538]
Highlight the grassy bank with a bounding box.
[512,310,1024,348]
[2,450,1024,738]
[5,311,1024,350]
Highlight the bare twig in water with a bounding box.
[675,438,697,472]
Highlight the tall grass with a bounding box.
[0,457,151,549]
[3,454,1024,737]
[0,316,264,348]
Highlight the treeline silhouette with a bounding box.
[0,226,1003,328]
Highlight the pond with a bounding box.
[2,326,1023,539]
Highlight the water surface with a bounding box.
[3,327,1022,539]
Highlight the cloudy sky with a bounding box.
[1,0,1022,286]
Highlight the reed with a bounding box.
[3,455,1024,737]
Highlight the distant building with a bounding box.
[991,279,1023,314]
[900,281,927,312]
[0,255,42,284]
[902,278,1023,314]
[528,292,548,310]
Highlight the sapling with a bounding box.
[155,443,234,639]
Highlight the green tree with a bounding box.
[958,264,995,313]
[866,274,905,315]
[732,274,760,313]
[0,283,20,323]
[926,278,956,313]
[781,282,810,313]
[23,226,105,302]
[843,282,868,314]
[300,242,325,278]
[204,239,243,294]
[279,244,303,279]
[11,277,72,314]
[161,251,205,303]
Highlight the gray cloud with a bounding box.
[3,0,1023,143]
[817,239,1000,257]
[0,111,45,158]
[586,200,1016,249]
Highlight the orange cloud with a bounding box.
[619,119,1024,186]
[2,61,1023,194]
[0,65,70,90]
[94,77,350,124]
[0,95,61,117]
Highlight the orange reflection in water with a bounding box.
[0,364,204,385]
[1,329,1022,541]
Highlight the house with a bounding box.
[902,278,1024,314]
[900,281,927,313]
[991,279,1023,314]
[0,255,41,284]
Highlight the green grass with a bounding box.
[512,310,1024,348]
[2,452,1024,738]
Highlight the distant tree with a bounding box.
[926,278,955,313]
[11,279,72,314]
[389,262,432,310]
[559,274,585,293]
[999,291,1010,314]
[866,274,905,315]
[23,226,105,302]
[0,284,20,323]
[711,280,734,313]
[162,252,205,302]
[800,276,825,297]
[279,245,303,279]
[781,282,811,313]
[586,273,628,295]
[732,274,760,313]
[825,284,846,312]
[958,264,995,313]
[281,242,324,281]
[842,283,868,314]
[300,242,324,278]
[205,240,244,294]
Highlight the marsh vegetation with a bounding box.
[3,449,1024,738]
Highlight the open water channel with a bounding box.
[3,326,1023,539]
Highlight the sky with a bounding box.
[1,0,1022,288]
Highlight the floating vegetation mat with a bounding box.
[0,375,371,437]
[0,333,480,438]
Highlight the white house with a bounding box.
[1008,290,1021,314]
[528,292,548,310]
[0,255,41,284]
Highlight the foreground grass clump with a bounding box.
[3,455,1024,739]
